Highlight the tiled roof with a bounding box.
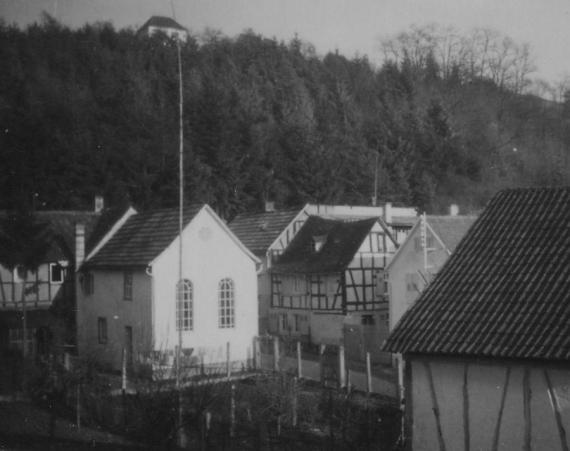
[390,216,418,227]
[86,205,202,268]
[85,205,132,254]
[384,187,570,361]
[139,16,187,32]
[272,216,379,274]
[229,209,301,257]
[427,215,477,252]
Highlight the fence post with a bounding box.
[254,337,261,370]
[366,351,372,394]
[273,336,279,372]
[296,341,302,378]
[319,344,326,384]
[339,345,346,388]
[230,384,236,438]
[226,341,231,379]
[76,381,81,431]
[122,348,129,428]
[292,376,298,427]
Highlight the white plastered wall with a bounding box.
[151,208,258,365]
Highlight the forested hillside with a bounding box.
[1,16,569,218]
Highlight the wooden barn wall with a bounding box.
[408,356,570,451]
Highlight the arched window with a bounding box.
[176,279,193,331]
[218,278,235,328]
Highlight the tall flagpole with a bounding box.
[171,1,185,447]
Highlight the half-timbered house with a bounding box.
[230,202,416,334]
[269,216,398,361]
[0,202,112,356]
[384,187,570,451]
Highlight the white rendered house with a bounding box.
[77,205,260,375]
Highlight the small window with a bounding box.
[97,317,108,344]
[405,273,420,292]
[176,279,193,331]
[294,314,304,332]
[50,263,64,284]
[415,235,434,251]
[13,266,25,283]
[123,271,133,300]
[279,313,289,332]
[218,278,235,328]
[82,272,94,296]
[362,314,375,325]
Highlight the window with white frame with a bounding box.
[49,263,64,284]
[218,278,235,328]
[176,279,193,331]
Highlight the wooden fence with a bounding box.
[255,336,397,398]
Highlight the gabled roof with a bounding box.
[86,204,260,269]
[384,187,570,361]
[386,214,476,272]
[426,215,477,252]
[139,16,187,32]
[86,205,202,268]
[229,209,301,257]
[272,216,381,274]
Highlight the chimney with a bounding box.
[94,195,104,213]
[75,223,85,269]
[384,202,392,224]
[449,204,459,216]
[265,201,275,212]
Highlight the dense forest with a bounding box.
[1,16,569,218]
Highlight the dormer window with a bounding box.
[312,234,327,252]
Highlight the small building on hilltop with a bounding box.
[270,215,398,362]
[385,213,476,331]
[78,205,260,375]
[383,187,570,451]
[138,16,188,42]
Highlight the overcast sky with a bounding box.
[1,0,569,83]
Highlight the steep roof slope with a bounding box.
[86,205,202,268]
[229,209,301,257]
[272,216,379,274]
[384,187,570,361]
[427,215,477,252]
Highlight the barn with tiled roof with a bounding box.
[384,187,570,451]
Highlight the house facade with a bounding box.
[78,205,260,374]
[384,187,570,451]
[230,202,417,334]
[385,213,476,331]
[269,216,398,362]
[0,208,104,356]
